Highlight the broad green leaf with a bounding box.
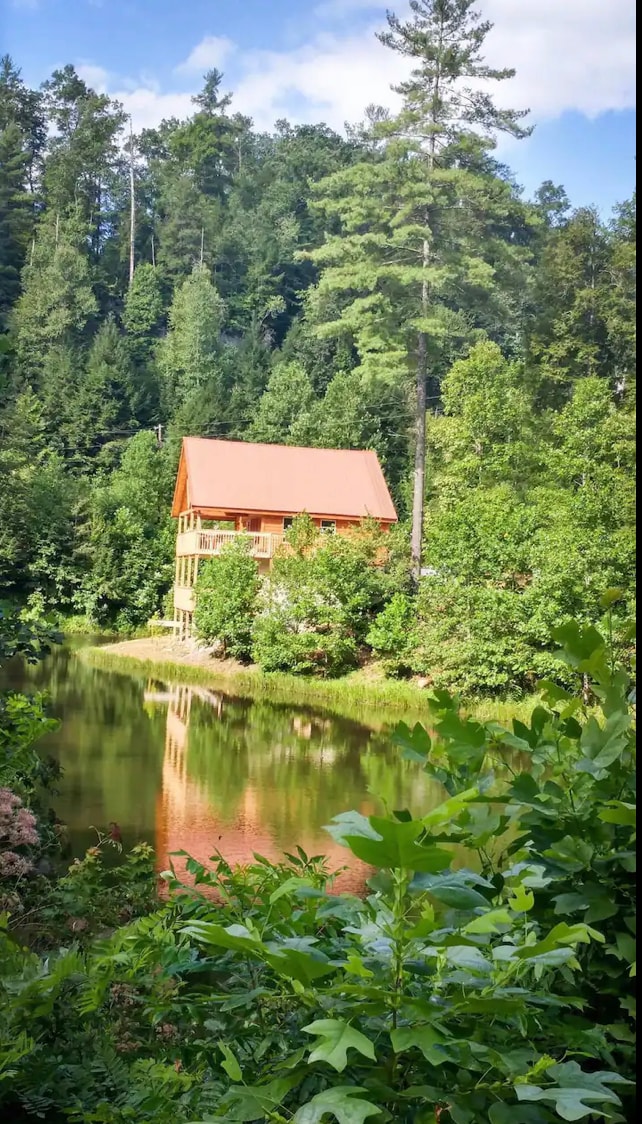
[553,883,618,923]
[600,587,624,609]
[293,1086,380,1124]
[409,869,493,909]
[542,836,594,873]
[324,810,382,846]
[344,816,450,872]
[218,1041,242,1082]
[264,946,336,985]
[508,885,535,913]
[598,801,636,827]
[391,1024,450,1065]
[302,1019,376,1072]
[181,922,262,955]
[513,922,603,962]
[269,876,315,904]
[222,1073,304,1121]
[421,787,480,828]
[393,720,432,762]
[445,944,492,973]
[344,953,374,979]
[515,1061,629,1120]
[465,907,512,934]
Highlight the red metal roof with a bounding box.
[172,437,397,522]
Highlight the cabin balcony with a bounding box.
[175,529,285,559]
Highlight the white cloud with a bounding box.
[175,35,236,75]
[77,63,110,92]
[82,0,635,136]
[115,88,195,132]
[232,31,406,132]
[482,0,636,120]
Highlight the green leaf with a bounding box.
[409,869,493,909]
[465,907,513,934]
[598,801,636,827]
[553,883,618,923]
[269,876,315,904]
[391,1024,450,1065]
[344,816,450,872]
[222,1074,304,1121]
[181,922,262,955]
[393,720,432,762]
[515,1061,629,1120]
[508,885,535,913]
[324,810,382,846]
[293,1086,380,1124]
[218,1041,242,1082]
[600,587,624,610]
[264,946,336,985]
[344,953,374,979]
[302,1019,376,1072]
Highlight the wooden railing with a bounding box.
[176,529,285,559]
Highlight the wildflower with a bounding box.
[0,851,32,878]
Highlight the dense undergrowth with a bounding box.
[0,602,636,1122]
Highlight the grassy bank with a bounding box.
[78,641,540,728]
[55,614,151,640]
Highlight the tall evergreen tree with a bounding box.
[309,0,531,581]
[0,122,31,327]
[14,211,97,383]
[159,263,225,407]
[41,66,126,256]
[74,318,136,466]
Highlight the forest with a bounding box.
[0,0,636,697]
[0,3,637,1120]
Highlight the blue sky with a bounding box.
[2,0,636,214]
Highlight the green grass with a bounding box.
[55,614,148,640]
[78,646,541,729]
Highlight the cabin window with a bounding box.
[283,517,294,531]
[320,520,336,534]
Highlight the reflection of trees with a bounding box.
[0,647,165,854]
[3,648,448,894]
[154,685,446,894]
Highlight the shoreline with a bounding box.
[77,636,538,726]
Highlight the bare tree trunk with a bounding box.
[128,117,135,286]
[410,239,430,587]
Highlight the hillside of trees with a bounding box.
[0,1,636,694]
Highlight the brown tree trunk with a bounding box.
[410,239,430,587]
[128,117,135,285]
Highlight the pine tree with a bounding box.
[159,263,225,407]
[0,121,31,327]
[249,361,315,444]
[41,65,126,256]
[14,211,97,383]
[122,262,166,424]
[74,318,136,466]
[309,0,531,582]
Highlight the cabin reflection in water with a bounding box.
[145,682,375,894]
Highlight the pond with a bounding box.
[2,641,444,893]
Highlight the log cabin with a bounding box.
[171,436,398,638]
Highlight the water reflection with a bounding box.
[2,645,445,892]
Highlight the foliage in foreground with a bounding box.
[0,615,636,1122]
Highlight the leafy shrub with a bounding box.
[252,519,398,676]
[194,538,260,660]
[252,606,358,676]
[411,577,536,694]
[366,591,416,674]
